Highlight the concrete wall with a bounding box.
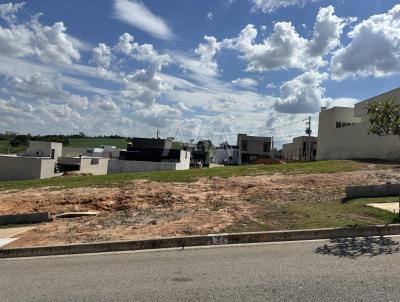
[108,159,186,174]
[0,156,57,181]
[62,147,87,157]
[177,150,191,170]
[62,147,122,159]
[26,141,63,159]
[237,134,271,155]
[79,157,108,175]
[354,87,400,120]
[317,107,400,160]
[346,183,400,199]
[58,157,109,175]
[0,212,51,225]
[213,148,240,165]
[237,134,271,163]
[283,136,317,161]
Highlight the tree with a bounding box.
[367,98,400,217]
[366,98,400,137]
[9,135,28,148]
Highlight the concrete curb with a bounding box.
[0,212,51,226]
[2,224,400,258]
[346,183,400,199]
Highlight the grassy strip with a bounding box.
[0,140,9,154]
[226,197,400,233]
[0,160,367,191]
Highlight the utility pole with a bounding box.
[271,136,274,159]
[305,116,312,161]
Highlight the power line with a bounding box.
[154,117,314,143]
[258,118,309,131]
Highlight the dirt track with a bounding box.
[1,166,399,247]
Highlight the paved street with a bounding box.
[1,236,400,301]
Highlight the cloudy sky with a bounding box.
[0,0,399,147]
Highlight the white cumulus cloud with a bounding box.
[274,70,329,113]
[331,4,400,79]
[0,13,80,64]
[91,43,112,69]
[221,6,346,72]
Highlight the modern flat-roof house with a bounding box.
[62,145,123,159]
[237,134,272,164]
[0,141,63,181]
[183,140,215,167]
[283,136,317,162]
[0,141,108,181]
[213,142,240,165]
[108,137,190,173]
[317,87,400,160]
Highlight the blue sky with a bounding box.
[0,0,399,147]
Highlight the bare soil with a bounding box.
[1,165,399,247]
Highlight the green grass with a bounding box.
[0,140,9,153]
[68,138,129,149]
[225,197,400,233]
[0,160,367,191]
[0,140,27,154]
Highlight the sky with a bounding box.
[0,0,399,147]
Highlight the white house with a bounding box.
[317,87,400,160]
[282,136,317,162]
[0,141,108,181]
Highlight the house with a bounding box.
[282,136,317,162]
[25,141,63,159]
[0,141,63,181]
[213,142,240,165]
[0,141,108,181]
[317,87,400,160]
[108,137,190,173]
[237,134,272,164]
[57,156,109,175]
[183,140,215,167]
[0,154,61,181]
[62,145,123,159]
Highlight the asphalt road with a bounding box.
[1,236,400,302]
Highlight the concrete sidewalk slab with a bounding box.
[368,202,400,214]
[0,238,18,248]
[0,226,36,238]
[0,226,36,247]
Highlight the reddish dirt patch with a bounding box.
[2,167,399,247]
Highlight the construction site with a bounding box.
[1,160,399,248]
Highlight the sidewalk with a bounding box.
[0,226,36,248]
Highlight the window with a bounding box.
[336,121,355,128]
[241,140,248,151]
[91,158,99,165]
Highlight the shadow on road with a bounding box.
[315,236,400,258]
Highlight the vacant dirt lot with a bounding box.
[1,164,399,247]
